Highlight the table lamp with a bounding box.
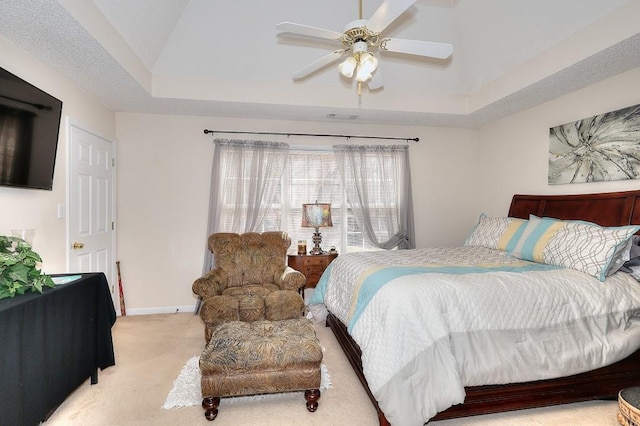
[301,203,333,255]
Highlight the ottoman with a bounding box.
[199,317,323,421]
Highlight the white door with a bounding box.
[68,123,117,309]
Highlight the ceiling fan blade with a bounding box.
[381,38,453,59]
[276,22,344,41]
[366,0,416,34]
[368,68,384,90]
[291,50,346,79]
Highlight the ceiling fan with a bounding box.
[276,0,453,94]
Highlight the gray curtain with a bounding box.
[202,138,289,273]
[333,144,415,249]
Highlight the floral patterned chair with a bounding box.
[192,231,307,342]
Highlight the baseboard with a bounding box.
[121,305,197,316]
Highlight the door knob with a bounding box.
[72,242,84,249]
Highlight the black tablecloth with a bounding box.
[0,273,116,426]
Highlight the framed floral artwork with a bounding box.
[548,103,640,184]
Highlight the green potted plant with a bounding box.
[0,236,54,299]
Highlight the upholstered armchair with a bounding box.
[193,231,306,342]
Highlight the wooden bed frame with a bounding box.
[326,189,640,426]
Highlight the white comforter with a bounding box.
[309,247,640,425]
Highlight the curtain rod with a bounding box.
[203,129,419,142]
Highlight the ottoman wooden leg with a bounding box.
[305,389,321,412]
[202,396,220,421]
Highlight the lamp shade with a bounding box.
[301,203,333,228]
[356,52,378,82]
[338,56,357,78]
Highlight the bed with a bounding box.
[309,190,640,425]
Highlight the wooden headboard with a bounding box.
[508,189,640,227]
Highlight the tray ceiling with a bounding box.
[1,0,639,127]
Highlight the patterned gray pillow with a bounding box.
[464,214,528,252]
[511,215,640,281]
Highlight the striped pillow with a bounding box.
[464,214,528,252]
[511,215,640,281]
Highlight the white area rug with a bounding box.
[162,356,332,409]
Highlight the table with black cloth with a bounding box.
[0,272,116,426]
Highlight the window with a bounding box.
[253,147,378,254]
[212,142,409,254]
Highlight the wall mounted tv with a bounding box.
[0,66,63,190]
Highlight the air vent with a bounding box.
[326,113,359,120]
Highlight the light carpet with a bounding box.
[162,356,332,409]
[42,314,622,426]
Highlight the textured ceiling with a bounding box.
[1,0,639,128]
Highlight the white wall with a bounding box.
[111,62,640,314]
[410,126,480,246]
[476,66,640,216]
[0,35,115,275]
[115,113,479,312]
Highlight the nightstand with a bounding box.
[287,253,338,289]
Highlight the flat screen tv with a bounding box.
[0,66,63,190]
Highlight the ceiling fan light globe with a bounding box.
[360,52,378,70]
[356,71,372,82]
[356,68,373,82]
[362,53,377,68]
[338,56,357,78]
[356,53,378,82]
